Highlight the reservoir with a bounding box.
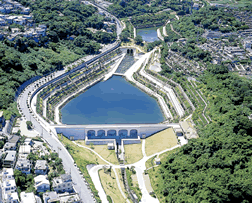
[137,27,159,42]
[61,76,164,124]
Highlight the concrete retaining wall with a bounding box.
[54,124,169,140]
[55,127,85,140]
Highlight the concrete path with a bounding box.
[157,28,164,41]
[88,165,109,203]
[20,118,40,137]
[163,25,167,37]
[135,167,159,203]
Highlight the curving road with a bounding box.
[16,1,123,203]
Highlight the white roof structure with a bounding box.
[20,192,36,203]
[19,145,31,154]
[34,175,50,188]
[2,168,14,180]
[2,179,16,188]
[4,192,19,203]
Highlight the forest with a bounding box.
[0,0,116,118]
[107,0,190,18]
[130,12,170,28]
[149,65,252,202]
[172,6,248,39]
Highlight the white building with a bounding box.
[34,160,48,175]
[2,168,14,181]
[34,175,50,193]
[3,192,19,203]
[20,192,41,203]
[52,174,74,193]
[15,158,31,174]
[2,179,17,196]
[19,145,31,154]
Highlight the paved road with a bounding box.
[16,2,124,203]
[18,86,96,203]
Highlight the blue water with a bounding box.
[61,76,164,124]
[137,27,159,42]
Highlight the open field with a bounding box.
[124,142,143,164]
[99,169,126,203]
[145,128,178,156]
[145,147,179,169]
[76,140,118,164]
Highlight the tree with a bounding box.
[26,121,33,130]
[120,30,130,42]
[0,140,4,149]
[135,35,143,45]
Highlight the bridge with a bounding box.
[54,123,180,144]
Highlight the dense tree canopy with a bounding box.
[0,0,116,116]
[150,67,252,202]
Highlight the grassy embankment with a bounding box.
[145,128,178,156]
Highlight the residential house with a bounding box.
[3,192,19,203]
[5,15,16,23]
[35,26,46,36]
[58,193,81,203]
[52,174,74,193]
[1,179,17,196]
[19,145,31,154]
[43,192,81,203]
[34,160,48,175]
[20,191,41,203]
[2,168,14,181]
[192,3,200,10]
[243,39,252,49]
[43,191,59,203]
[21,7,30,14]
[8,135,20,144]
[34,175,50,193]
[13,16,26,25]
[3,150,17,168]
[0,6,5,13]
[4,135,19,151]
[1,167,19,203]
[3,142,17,151]
[15,157,31,174]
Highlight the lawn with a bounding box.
[99,169,127,203]
[124,142,143,164]
[145,128,178,156]
[145,147,180,169]
[76,140,118,164]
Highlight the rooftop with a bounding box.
[20,192,36,203]
[5,150,16,161]
[35,160,48,170]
